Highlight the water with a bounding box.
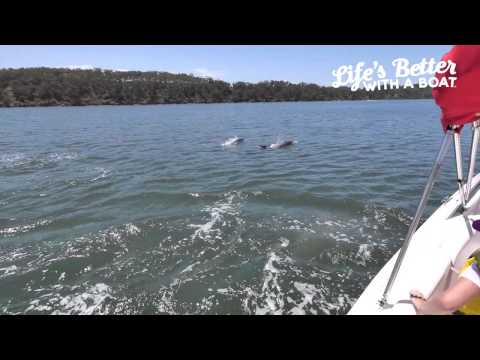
[0,100,466,314]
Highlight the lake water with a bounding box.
[0,100,466,314]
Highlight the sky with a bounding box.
[0,45,452,85]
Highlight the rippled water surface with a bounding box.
[0,100,465,314]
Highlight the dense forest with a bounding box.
[0,68,432,107]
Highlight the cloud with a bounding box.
[64,65,95,70]
[193,68,224,80]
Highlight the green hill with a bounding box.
[0,67,432,107]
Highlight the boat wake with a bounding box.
[0,192,409,314]
[0,152,79,170]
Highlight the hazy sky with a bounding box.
[0,45,452,85]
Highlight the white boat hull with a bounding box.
[348,174,480,315]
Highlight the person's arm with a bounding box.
[412,293,455,315]
[412,277,480,315]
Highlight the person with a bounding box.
[410,270,480,315]
[410,219,480,315]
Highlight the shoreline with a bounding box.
[0,98,433,110]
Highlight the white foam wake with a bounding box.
[0,219,52,236]
[25,283,114,315]
[189,192,241,243]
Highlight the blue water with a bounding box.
[0,100,465,314]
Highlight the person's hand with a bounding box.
[410,290,427,314]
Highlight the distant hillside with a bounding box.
[0,67,432,107]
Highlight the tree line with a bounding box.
[0,67,432,107]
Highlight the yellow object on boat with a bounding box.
[458,257,480,315]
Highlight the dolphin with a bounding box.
[258,140,295,150]
[222,136,245,146]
